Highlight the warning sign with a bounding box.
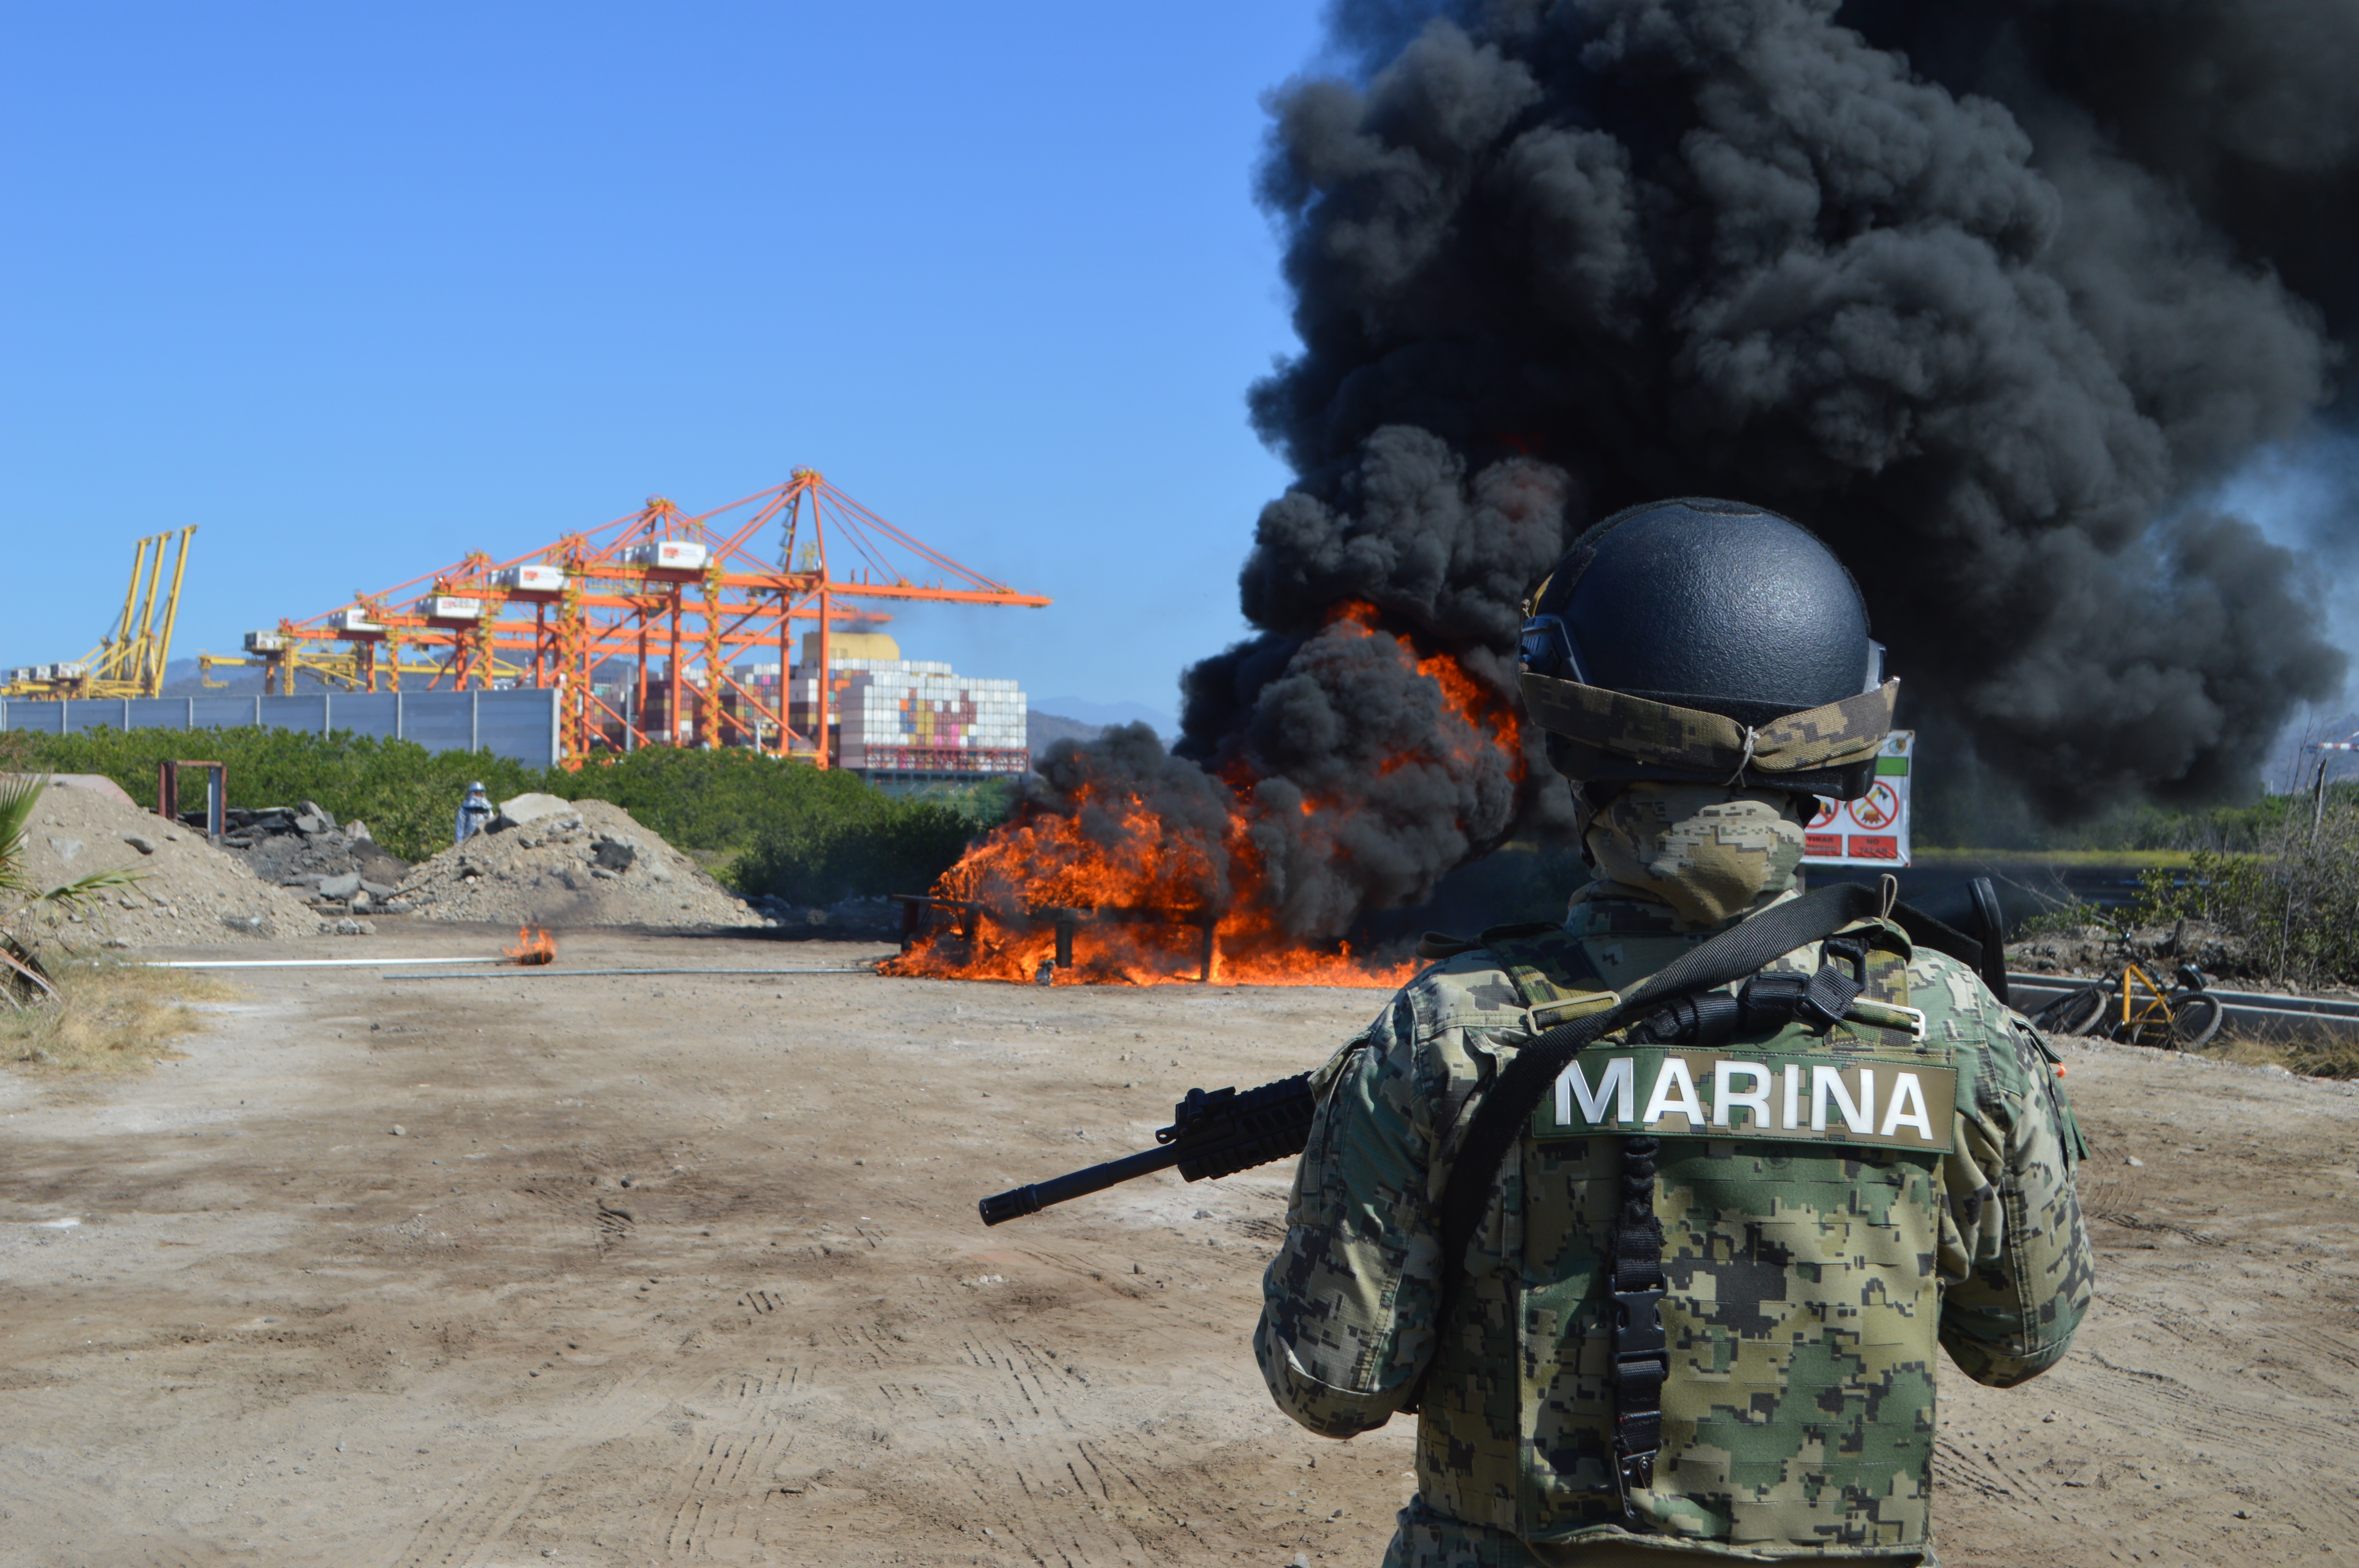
[1802,730,1913,868]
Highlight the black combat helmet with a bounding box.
[1518,497,1893,800]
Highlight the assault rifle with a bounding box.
[972,877,2012,1229]
[977,1074,1316,1226]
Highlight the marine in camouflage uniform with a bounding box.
[1256,501,2094,1566]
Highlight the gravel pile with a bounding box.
[393,796,754,927]
[217,802,414,917]
[3,777,341,947]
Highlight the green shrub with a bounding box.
[729,772,989,906]
[7,727,1004,903]
[2132,813,2359,987]
[9,726,554,861]
[2015,899,2112,940]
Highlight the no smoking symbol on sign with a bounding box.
[1848,781,1900,830]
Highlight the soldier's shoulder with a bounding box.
[1897,939,2049,1101]
[1399,947,1532,1034]
[1901,941,2004,1026]
[1394,923,1610,1036]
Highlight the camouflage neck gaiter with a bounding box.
[1581,783,1810,928]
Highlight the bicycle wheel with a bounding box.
[2034,985,2108,1038]
[2165,990,2224,1050]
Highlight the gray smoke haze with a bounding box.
[1020,0,2354,943]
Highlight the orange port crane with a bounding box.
[250,470,1050,769]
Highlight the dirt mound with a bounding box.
[393,797,752,927]
[3,777,334,947]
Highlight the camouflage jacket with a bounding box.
[1256,889,2094,1564]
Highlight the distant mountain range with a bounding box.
[1026,710,1107,757]
[1030,696,1178,737]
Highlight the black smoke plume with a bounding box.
[1021,0,2354,942]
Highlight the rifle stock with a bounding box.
[978,1072,1316,1226]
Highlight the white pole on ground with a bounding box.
[142,955,518,969]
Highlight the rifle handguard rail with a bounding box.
[979,1072,1316,1226]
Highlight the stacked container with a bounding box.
[722,655,1029,775]
[837,667,1027,773]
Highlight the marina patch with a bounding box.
[1532,1046,1956,1152]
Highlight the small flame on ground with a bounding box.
[883,602,1513,990]
[507,926,557,965]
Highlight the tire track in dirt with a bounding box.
[654,1366,803,1562]
[372,1364,660,1568]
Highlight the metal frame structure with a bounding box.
[251,470,1048,769]
[4,527,197,699]
[195,647,518,693]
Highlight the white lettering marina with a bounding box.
[1535,1047,1957,1152]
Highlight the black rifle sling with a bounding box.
[1418,881,1884,1438]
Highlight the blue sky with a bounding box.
[2,2,1332,722]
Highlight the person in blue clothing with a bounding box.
[454,782,494,845]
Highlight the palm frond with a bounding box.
[0,940,58,1010]
[36,867,146,906]
[0,776,146,913]
[0,773,45,895]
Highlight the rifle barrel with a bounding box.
[978,1142,1184,1226]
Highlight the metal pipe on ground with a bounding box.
[144,956,517,969]
[384,964,885,981]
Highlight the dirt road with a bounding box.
[1,926,2353,1567]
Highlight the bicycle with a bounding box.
[2033,961,2224,1049]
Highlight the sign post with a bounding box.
[1801,730,1912,868]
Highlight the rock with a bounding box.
[300,800,337,829]
[318,872,363,900]
[591,836,637,872]
[350,890,373,911]
[46,837,82,863]
[391,1124,406,1136]
[2126,1156,2144,1167]
[293,814,326,835]
[360,880,396,900]
[121,833,156,855]
[494,793,576,830]
[333,917,374,936]
[346,821,372,842]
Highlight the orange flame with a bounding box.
[506,926,558,965]
[883,604,1521,989]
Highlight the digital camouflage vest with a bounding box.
[1414,913,1964,1555]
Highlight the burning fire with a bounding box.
[883,604,1520,989]
[506,926,558,965]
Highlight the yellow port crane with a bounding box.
[3,527,198,700]
[194,645,502,692]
